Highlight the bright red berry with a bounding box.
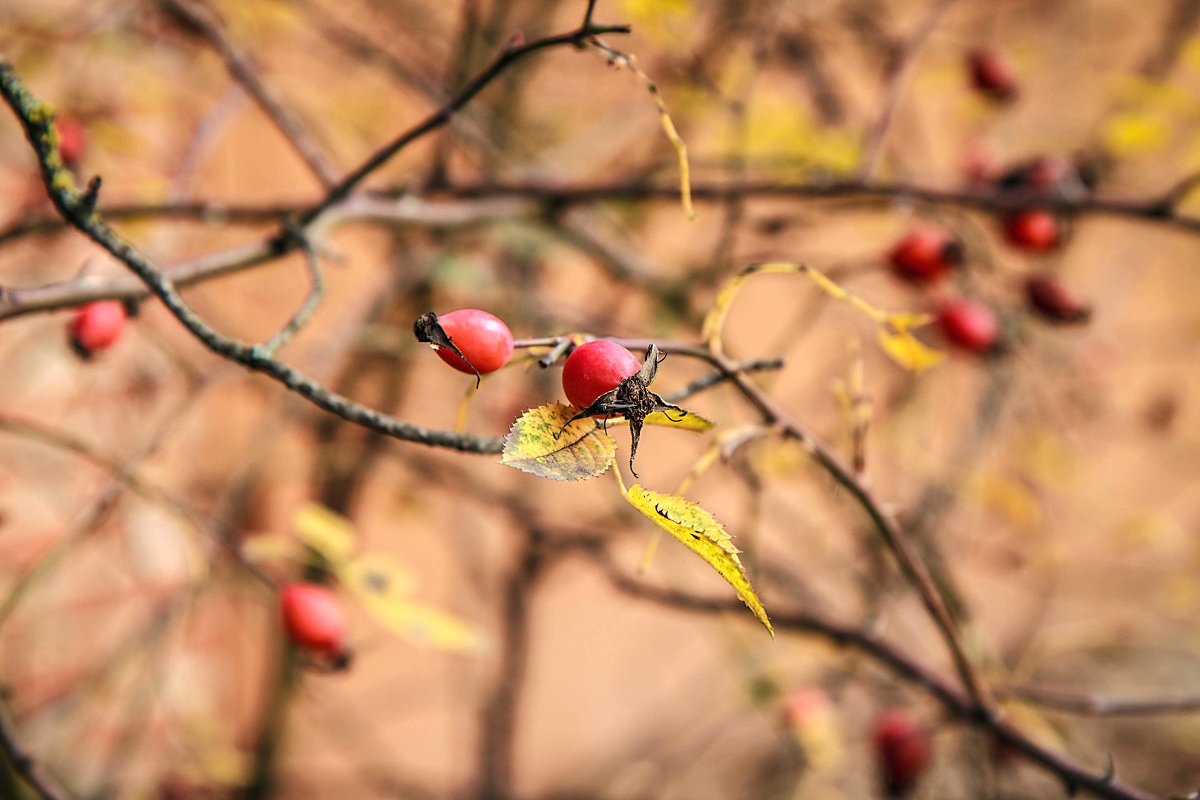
[967,48,1018,101]
[55,115,87,169]
[431,309,514,376]
[68,300,127,357]
[280,582,346,657]
[938,298,1000,354]
[1003,210,1060,252]
[873,709,932,797]
[1024,274,1091,324]
[888,226,961,284]
[561,340,641,408]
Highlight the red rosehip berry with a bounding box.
[431,309,514,376]
[280,582,346,657]
[1003,210,1060,252]
[967,48,1018,101]
[873,709,932,797]
[55,115,87,170]
[561,340,641,409]
[938,298,1000,354]
[68,300,127,358]
[888,225,961,284]
[1024,274,1091,324]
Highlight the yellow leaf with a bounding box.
[619,0,692,46]
[240,533,300,564]
[876,328,945,372]
[625,485,773,635]
[646,409,715,431]
[501,403,616,481]
[1102,111,1168,156]
[343,554,484,653]
[294,503,356,566]
[370,601,486,653]
[341,553,415,601]
[702,262,806,351]
[971,472,1042,529]
[884,311,935,332]
[1185,35,1200,71]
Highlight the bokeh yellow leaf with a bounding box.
[295,502,357,566]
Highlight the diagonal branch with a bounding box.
[0,62,502,457]
[160,0,341,187]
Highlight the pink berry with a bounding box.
[873,709,932,797]
[938,298,1000,354]
[561,340,641,408]
[280,582,346,657]
[68,300,127,357]
[888,226,961,284]
[432,309,514,375]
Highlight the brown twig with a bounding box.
[857,0,959,179]
[1001,684,1200,717]
[0,712,63,800]
[585,543,1158,800]
[160,0,341,187]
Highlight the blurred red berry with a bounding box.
[55,115,87,169]
[968,48,1018,101]
[280,582,346,658]
[888,226,961,284]
[1024,274,1091,324]
[938,298,1000,354]
[68,300,127,358]
[873,709,932,797]
[1003,210,1060,252]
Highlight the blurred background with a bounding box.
[1,0,1200,797]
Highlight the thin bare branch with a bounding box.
[160,0,341,187]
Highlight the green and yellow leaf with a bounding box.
[625,485,773,635]
[501,403,616,481]
[294,502,357,566]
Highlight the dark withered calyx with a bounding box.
[557,344,690,477]
[413,311,482,387]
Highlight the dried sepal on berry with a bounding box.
[413,311,482,387]
[556,344,691,477]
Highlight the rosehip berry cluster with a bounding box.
[280,582,350,670]
[873,709,932,797]
[68,300,127,358]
